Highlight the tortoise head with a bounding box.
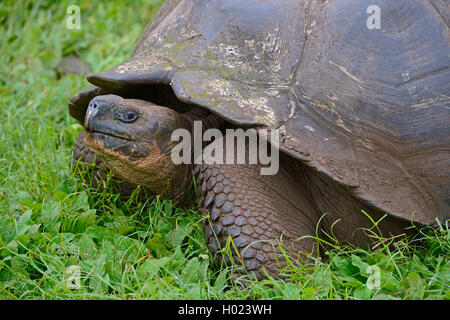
[83,94,192,198]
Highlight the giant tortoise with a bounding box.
[69,0,449,279]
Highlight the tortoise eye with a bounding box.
[126,112,137,121]
[117,111,139,123]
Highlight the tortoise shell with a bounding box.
[70,0,449,225]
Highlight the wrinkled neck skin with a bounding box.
[170,107,224,207]
[86,129,194,207]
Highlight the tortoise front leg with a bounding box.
[195,162,318,280]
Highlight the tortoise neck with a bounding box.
[163,162,196,208]
[159,108,223,208]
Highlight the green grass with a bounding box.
[0,0,448,300]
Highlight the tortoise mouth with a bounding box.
[84,118,137,141]
[89,129,135,142]
[85,131,150,160]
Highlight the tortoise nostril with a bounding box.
[88,101,98,109]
